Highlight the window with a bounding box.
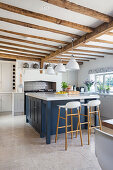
[90,72,113,93]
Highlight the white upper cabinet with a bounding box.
[0,62,14,92]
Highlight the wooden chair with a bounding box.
[55,101,83,150]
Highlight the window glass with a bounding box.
[90,72,113,93]
[95,75,104,92]
[105,74,113,92]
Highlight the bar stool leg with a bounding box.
[71,109,73,139]
[55,107,60,143]
[90,107,92,135]
[88,107,90,145]
[98,106,102,130]
[76,120,79,138]
[65,109,68,150]
[78,108,83,146]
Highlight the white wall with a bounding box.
[62,70,78,86]
[16,60,40,92]
[16,60,63,91]
[78,55,113,86]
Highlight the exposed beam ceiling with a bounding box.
[0,0,112,64]
[73,49,113,55]
[0,17,76,37]
[46,59,68,64]
[47,59,83,65]
[59,55,96,60]
[80,44,113,51]
[0,53,41,62]
[0,45,48,55]
[0,29,68,44]
[0,2,92,33]
[0,41,53,52]
[42,0,112,22]
[54,58,90,62]
[66,52,104,57]
[0,35,57,48]
[0,49,44,58]
[50,58,89,62]
[42,20,113,62]
[105,32,113,36]
[92,39,113,45]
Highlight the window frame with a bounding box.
[91,72,113,93]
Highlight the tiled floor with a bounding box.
[0,112,110,170]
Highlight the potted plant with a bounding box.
[61,82,68,91]
[105,85,110,93]
[84,80,94,92]
[97,82,103,93]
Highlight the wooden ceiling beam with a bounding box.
[42,0,112,22]
[0,53,41,62]
[0,35,57,48]
[0,29,68,44]
[0,45,49,55]
[80,44,113,51]
[42,20,113,62]
[0,49,44,58]
[66,51,104,57]
[92,39,113,45]
[50,58,89,62]
[0,2,92,33]
[58,55,96,60]
[105,32,113,36]
[54,57,93,62]
[73,49,113,55]
[0,17,76,37]
[47,59,83,65]
[0,41,53,52]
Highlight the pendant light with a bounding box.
[55,59,66,73]
[66,39,80,70]
[47,64,55,75]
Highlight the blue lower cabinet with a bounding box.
[26,96,41,134]
[26,97,97,142]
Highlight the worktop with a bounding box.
[26,92,99,101]
[25,93,100,144]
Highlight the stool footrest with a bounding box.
[80,114,88,117]
[59,116,65,120]
[67,113,78,116]
[81,122,88,125]
[58,125,71,129]
[89,111,98,114]
[90,126,100,129]
[67,130,80,133]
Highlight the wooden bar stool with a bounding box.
[82,100,102,145]
[55,101,83,150]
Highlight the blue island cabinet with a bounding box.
[26,96,41,134]
[25,96,89,144]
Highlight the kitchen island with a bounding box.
[25,93,99,144]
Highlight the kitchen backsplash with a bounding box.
[24,81,56,91]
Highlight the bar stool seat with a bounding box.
[82,100,102,145]
[55,101,83,150]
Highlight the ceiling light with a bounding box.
[55,62,66,73]
[66,39,80,70]
[66,56,80,70]
[47,64,55,75]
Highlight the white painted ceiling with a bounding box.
[0,0,113,63]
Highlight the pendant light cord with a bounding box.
[72,38,74,57]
